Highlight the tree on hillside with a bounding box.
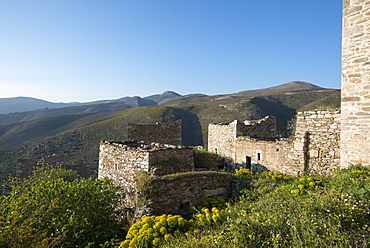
[0,167,129,247]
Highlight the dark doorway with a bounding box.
[245,156,251,170]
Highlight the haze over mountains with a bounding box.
[0,81,340,183]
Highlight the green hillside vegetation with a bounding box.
[0,96,157,126]
[3,165,367,247]
[232,81,327,97]
[298,91,341,111]
[0,83,341,183]
[146,165,369,247]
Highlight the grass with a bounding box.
[160,171,231,180]
[118,165,370,248]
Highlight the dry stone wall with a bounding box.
[235,138,296,174]
[149,148,195,176]
[16,154,90,179]
[210,111,341,175]
[208,116,277,166]
[128,120,182,146]
[98,140,195,207]
[146,173,233,216]
[292,111,341,173]
[208,120,238,164]
[341,0,370,167]
[98,141,150,196]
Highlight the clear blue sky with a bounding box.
[1,0,342,103]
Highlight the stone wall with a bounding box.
[208,116,277,165]
[212,111,341,175]
[235,138,296,174]
[149,148,195,176]
[98,140,195,207]
[146,173,233,215]
[208,120,238,164]
[341,0,370,167]
[238,116,276,139]
[128,120,182,146]
[16,154,90,179]
[98,141,150,195]
[292,111,341,173]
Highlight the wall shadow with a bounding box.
[173,108,204,147]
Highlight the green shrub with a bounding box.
[313,105,340,111]
[201,197,227,210]
[193,148,220,169]
[193,207,227,228]
[135,172,153,206]
[290,176,322,194]
[234,167,252,180]
[0,166,129,248]
[121,214,193,248]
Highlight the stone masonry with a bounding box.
[98,140,195,207]
[341,0,370,167]
[208,116,276,167]
[147,173,233,216]
[127,120,182,146]
[16,154,90,179]
[291,111,341,173]
[209,111,341,175]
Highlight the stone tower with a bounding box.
[341,0,370,167]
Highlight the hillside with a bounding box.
[298,91,341,111]
[231,81,330,97]
[0,81,330,125]
[0,97,81,114]
[0,82,340,183]
[0,96,157,125]
[0,96,117,115]
[0,90,183,125]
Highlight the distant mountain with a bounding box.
[0,96,117,115]
[0,92,181,125]
[0,91,180,116]
[144,91,181,104]
[0,97,80,114]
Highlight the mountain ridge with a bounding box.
[0,81,337,115]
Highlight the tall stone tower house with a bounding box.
[341,0,370,167]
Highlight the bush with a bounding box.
[0,166,129,247]
[290,176,322,194]
[193,148,221,169]
[122,214,193,247]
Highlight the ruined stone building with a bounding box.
[98,140,233,215]
[98,140,194,196]
[208,111,341,175]
[208,116,277,167]
[341,0,370,167]
[127,120,182,146]
[16,154,90,179]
